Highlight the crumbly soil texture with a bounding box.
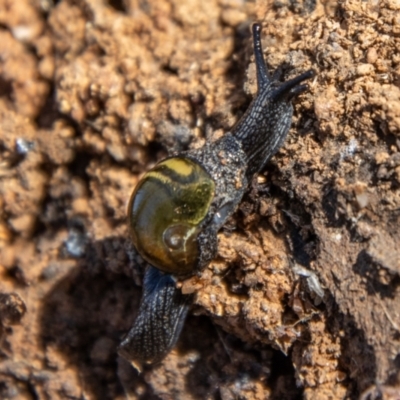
[0,0,400,399]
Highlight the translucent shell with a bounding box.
[128,157,215,275]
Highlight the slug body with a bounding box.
[119,23,314,369]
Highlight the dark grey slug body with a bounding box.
[119,23,314,370]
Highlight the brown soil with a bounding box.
[0,0,400,399]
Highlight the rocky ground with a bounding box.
[0,0,400,399]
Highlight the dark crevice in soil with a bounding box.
[353,250,400,299]
[224,263,250,296]
[260,177,318,267]
[321,184,347,228]
[374,120,398,149]
[0,76,13,100]
[107,0,127,13]
[34,85,59,129]
[269,350,303,400]
[325,293,377,397]
[288,225,314,267]
[67,150,92,186]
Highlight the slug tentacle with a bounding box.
[271,70,315,102]
[252,23,271,91]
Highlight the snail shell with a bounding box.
[128,157,215,275]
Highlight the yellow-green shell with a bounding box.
[128,157,215,275]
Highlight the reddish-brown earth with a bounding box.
[0,0,400,399]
